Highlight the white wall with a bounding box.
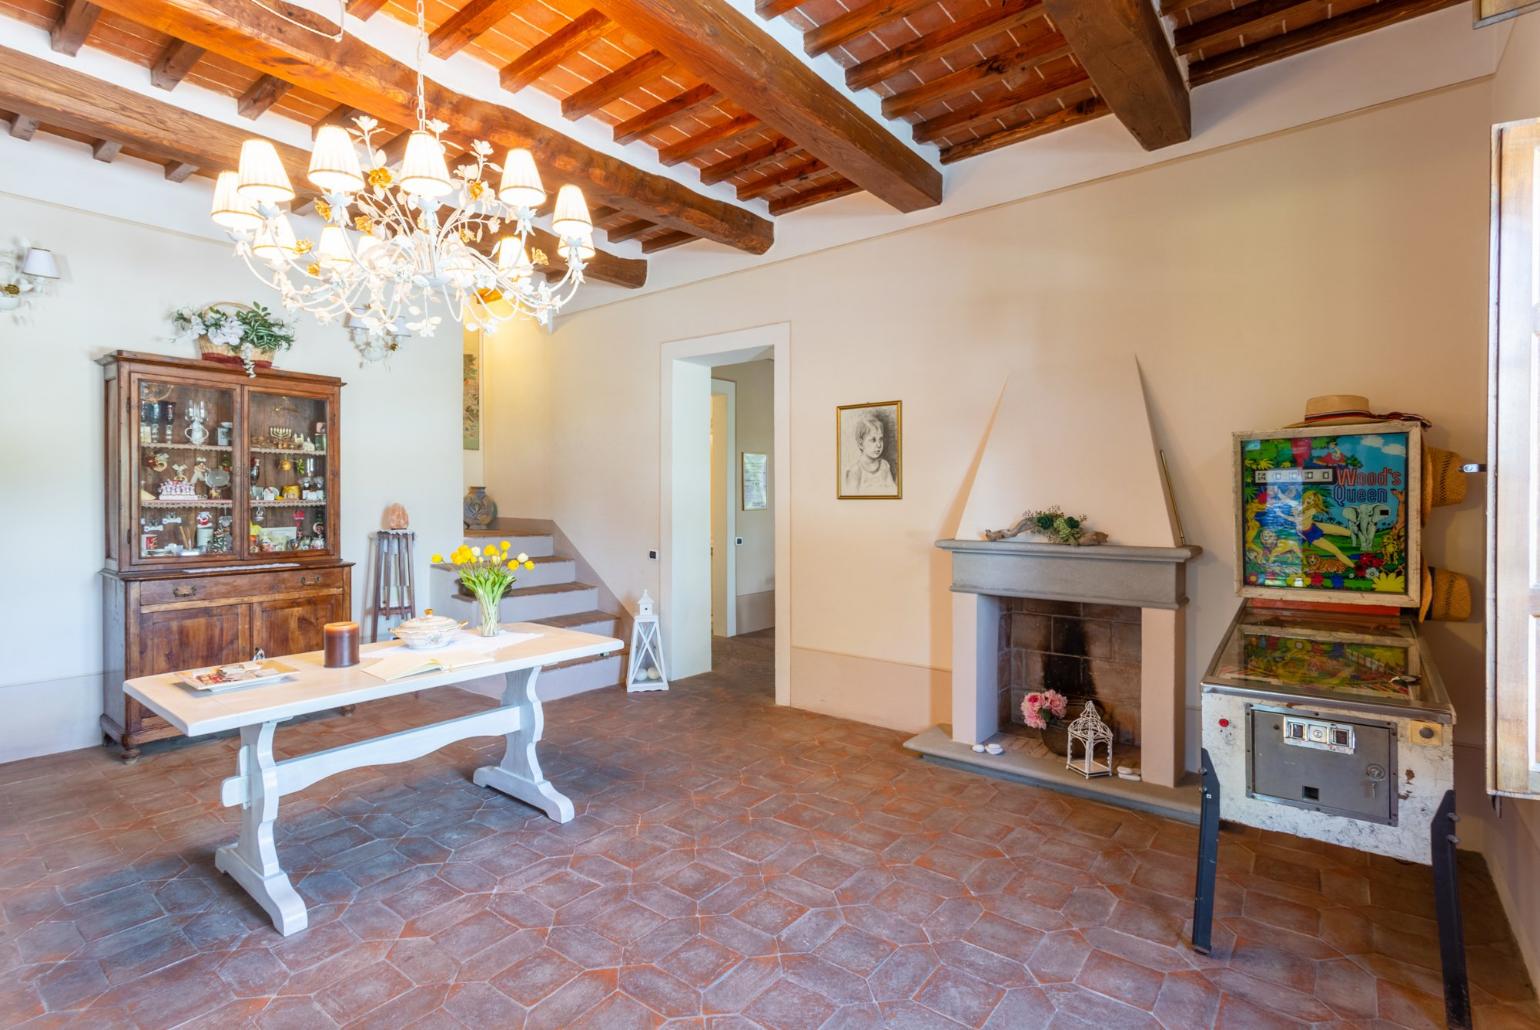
[0,189,461,764]
[486,81,1491,743]
[712,358,775,632]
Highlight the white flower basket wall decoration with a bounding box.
[1065,701,1114,779]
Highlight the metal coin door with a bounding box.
[1247,706,1395,825]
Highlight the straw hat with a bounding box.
[1419,565,1472,622]
[1421,445,1468,521]
[1285,395,1377,428]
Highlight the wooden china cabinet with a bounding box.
[99,352,352,760]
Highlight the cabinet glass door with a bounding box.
[246,389,333,556]
[134,376,240,561]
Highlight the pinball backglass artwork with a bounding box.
[1235,422,1421,609]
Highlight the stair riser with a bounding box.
[440,588,601,623]
[562,617,620,637]
[512,560,576,589]
[460,534,555,559]
[538,655,625,701]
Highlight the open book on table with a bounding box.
[363,650,495,682]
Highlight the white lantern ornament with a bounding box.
[626,590,668,693]
[1065,701,1114,779]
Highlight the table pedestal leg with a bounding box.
[216,721,307,935]
[474,667,574,823]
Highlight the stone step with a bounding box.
[432,555,575,590]
[538,609,625,637]
[449,581,599,622]
[455,532,555,558]
[538,652,626,700]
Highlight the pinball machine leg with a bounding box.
[1431,789,1471,1030]
[1191,748,1221,955]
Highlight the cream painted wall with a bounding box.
[712,358,775,630]
[488,81,1491,742]
[0,191,461,763]
[480,324,554,520]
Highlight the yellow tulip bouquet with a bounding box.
[432,541,535,637]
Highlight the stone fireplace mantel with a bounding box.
[937,539,1201,609]
[936,538,1202,791]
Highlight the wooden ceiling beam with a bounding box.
[940,95,1106,163]
[846,0,1046,91]
[699,136,796,185]
[91,138,122,162]
[51,0,103,56]
[165,159,199,181]
[768,176,857,215]
[150,37,204,89]
[1042,0,1189,150]
[347,0,390,19]
[912,64,1091,143]
[237,74,294,118]
[313,104,367,138]
[429,0,525,57]
[9,114,39,140]
[0,43,648,289]
[657,113,760,165]
[641,229,693,252]
[1175,0,1319,57]
[804,0,934,57]
[756,0,810,18]
[882,36,1072,119]
[1187,0,1462,86]
[499,9,610,91]
[736,156,824,201]
[606,218,654,242]
[87,0,771,252]
[563,50,673,120]
[587,0,941,211]
[1159,0,1210,17]
[613,83,718,144]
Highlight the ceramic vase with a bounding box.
[1038,722,1070,757]
[464,486,496,529]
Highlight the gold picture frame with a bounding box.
[837,400,902,499]
[1475,0,1540,27]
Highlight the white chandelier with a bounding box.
[209,0,593,354]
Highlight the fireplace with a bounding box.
[999,599,1142,746]
[938,538,1201,789]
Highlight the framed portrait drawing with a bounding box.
[1234,421,1422,609]
[837,400,902,499]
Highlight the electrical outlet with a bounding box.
[1410,721,1443,746]
[648,549,658,560]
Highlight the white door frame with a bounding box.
[660,324,790,706]
[710,378,737,638]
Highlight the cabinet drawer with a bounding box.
[139,568,345,607]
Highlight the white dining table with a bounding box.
[125,622,622,936]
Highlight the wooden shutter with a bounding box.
[1489,120,1540,797]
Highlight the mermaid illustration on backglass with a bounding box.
[1236,424,1420,606]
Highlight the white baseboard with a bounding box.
[0,673,103,764]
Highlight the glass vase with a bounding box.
[476,591,502,637]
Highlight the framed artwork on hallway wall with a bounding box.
[837,400,902,499]
[463,335,481,451]
[1475,0,1540,27]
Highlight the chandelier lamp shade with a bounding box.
[207,0,592,356]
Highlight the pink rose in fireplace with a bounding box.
[1021,689,1069,730]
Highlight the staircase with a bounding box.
[430,519,628,701]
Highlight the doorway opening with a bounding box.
[661,325,790,706]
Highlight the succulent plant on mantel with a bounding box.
[984,506,1108,546]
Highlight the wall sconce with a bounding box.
[1,243,62,317]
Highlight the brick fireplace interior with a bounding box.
[999,598,1143,747]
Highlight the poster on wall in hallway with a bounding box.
[1475,0,1540,27]
[463,347,481,451]
[837,400,902,499]
[742,452,767,510]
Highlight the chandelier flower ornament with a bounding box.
[209,0,593,360]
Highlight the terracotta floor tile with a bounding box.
[0,632,1532,1029]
